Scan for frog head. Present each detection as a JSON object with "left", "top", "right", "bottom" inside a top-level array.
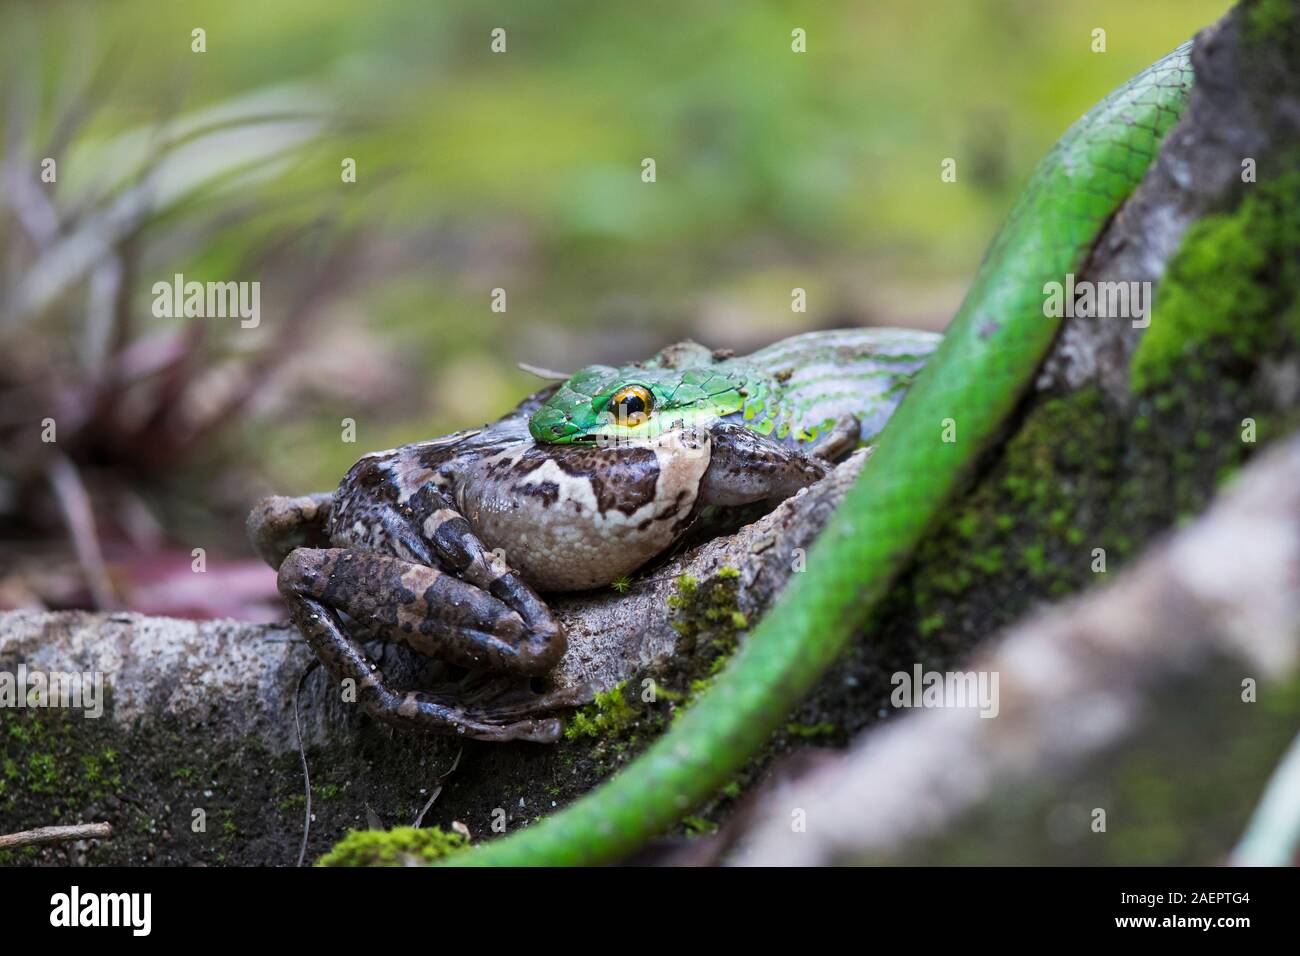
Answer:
[{"left": 528, "top": 360, "right": 749, "bottom": 445}]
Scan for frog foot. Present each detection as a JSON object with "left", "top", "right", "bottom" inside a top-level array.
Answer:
[
  {"left": 247, "top": 492, "right": 334, "bottom": 569},
  {"left": 278, "top": 547, "right": 566, "bottom": 742},
  {"left": 446, "top": 671, "right": 597, "bottom": 718}
]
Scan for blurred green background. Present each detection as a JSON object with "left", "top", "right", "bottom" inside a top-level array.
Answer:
[{"left": 0, "top": 0, "right": 1229, "bottom": 612}]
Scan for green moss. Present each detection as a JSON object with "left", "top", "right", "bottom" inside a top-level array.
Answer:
[
  {"left": 917, "top": 611, "right": 946, "bottom": 636},
  {"left": 317, "top": 826, "right": 468, "bottom": 866},
  {"left": 855, "top": 157, "right": 1300, "bottom": 766},
  {"left": 564, "top": 680, "right": 639, "bottom": 740},
  {"left": 276, "top": 793, "right": 307, "bottom": 812},
  {"left": 681, "top": 815, "right": 718, "bottom": 836},
  {"left": 1131, "top": 170, "right": 1300, "bottom": 392},
  {"left": 550, "top": 570, "right": 749, "bottom": 770},
  {"left": 664, "top": 568, "right": 751, "bottom": 710},
  {"left": 891, "top": 162, "right": 1300, "bottom": 630},
  {"left": 667, "top": 569, "right": 746, "bottom": 647},
  {"left": 881, "top": 373, "right": 1298, "bottom": 667},
  {"left": 785, "top": 722, "right": 837, "bottom": 738},
  {"left": 892, "top": 387, "right": 1122, "bottom": 629},
  {"left": 7, "top": 721, "right": 32, "bottom": 743},
  {"left": 26, "top": 753, "right": 59, "bottom": 793},
  {"left": 1244, "top": 0, "right": 1300, "bottom": 48},
  {"left": 665, "top": 573, "right": 697, "bottom": 609}
]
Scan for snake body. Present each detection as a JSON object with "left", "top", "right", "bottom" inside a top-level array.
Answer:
[{"left": 448, "top": 42, "right": 1196, "bottom": 866}]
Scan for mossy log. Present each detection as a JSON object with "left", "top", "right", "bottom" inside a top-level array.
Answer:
[
  {"left": 0, "top": 450, "right": 869, "bottom": 866},
  {"left": 717, "top": 1, "right": 1300, "bottom": 866},
  {"left": 731, "top": 433, "right": 1300, "bottom": 865}
]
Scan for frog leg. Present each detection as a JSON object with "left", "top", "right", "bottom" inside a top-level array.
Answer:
[
  {"left": 288, "top": 594, "right": 562, "bottom": 743},
  {"left": 698, "top": 422, "right": 830, "bottom": 507},
  {"left": 399, "top": 497, "right": 598, "bottom": 717},
  {"left": 247, "top": 493, "right": 334, "bottom": 569},
  {"left": 278, "top": 547, "right": 564, "bottom": 742}
]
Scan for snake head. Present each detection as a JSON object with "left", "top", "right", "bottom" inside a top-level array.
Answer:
[{"left": 528, "top": 361, "right": 749, "bottom": 445}]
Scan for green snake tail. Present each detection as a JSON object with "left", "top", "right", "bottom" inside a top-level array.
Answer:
[{"left": 446, "top": 43, "right": 1195, "bottom": 867}]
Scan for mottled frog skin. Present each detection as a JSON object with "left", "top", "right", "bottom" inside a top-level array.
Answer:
[{"left": 248, "top": 328, "right": 938, "bottom": 742}]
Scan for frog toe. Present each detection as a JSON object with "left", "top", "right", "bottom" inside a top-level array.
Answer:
[{"left": 247, "top": 493, "right": 333, "bottom": 569}]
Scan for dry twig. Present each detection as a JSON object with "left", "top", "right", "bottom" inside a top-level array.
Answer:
[{"left": 0, "top": 822, "right": 112, "bottom": 851}]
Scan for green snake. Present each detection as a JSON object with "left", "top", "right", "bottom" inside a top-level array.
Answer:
[{"left": 446, "top": 42, "right": 1196, "bottom": 866}]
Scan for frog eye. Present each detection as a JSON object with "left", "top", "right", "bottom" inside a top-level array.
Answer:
[{"left": 609, "top": 384, "right": 654, "bottom": 426}]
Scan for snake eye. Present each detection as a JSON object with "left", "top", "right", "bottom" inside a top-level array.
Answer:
[{"left": 609, "top": 384, "right": 654, "bottom": 426}]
